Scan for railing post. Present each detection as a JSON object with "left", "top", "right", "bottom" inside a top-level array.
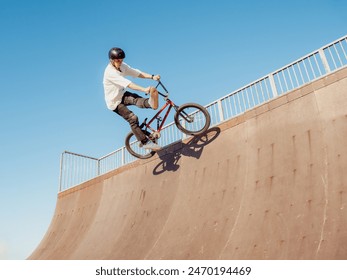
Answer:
[
  {"left": 59, "top": 152, "right": 64, "bottom": 192},
  {"left": 180, "top": 119, "right": 188, "bottom": 140},
  {"left": 268, "top": 74, "right": 278, "bottom": 97},
  {"left": 97, "top": 159, "right": 100, "bottom": 176},
  {"left": 318, "top": 48, "right": 331, "bottom": 74},
  {"left": 121, "top": 147, "right": 125, "bottom": 165},
  {"left": 217, "top": 100, "right": 224, "bottom": 122}
]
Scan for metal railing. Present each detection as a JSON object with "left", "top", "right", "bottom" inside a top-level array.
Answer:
[
  {"left": 59, "top": 34, "right": 347, "bottom": 192},
  {"left": 59, "top": 151, "right": 99, "bottom": 191}
]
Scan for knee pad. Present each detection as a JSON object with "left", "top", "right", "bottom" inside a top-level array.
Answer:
[
  {"left": 127, "top": 112, "right": 138, "bottom": 126},
  {"left": 144, "top": 99, "right": 151, "bottom": 108}
]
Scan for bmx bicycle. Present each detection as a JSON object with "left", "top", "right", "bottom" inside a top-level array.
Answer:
[{"left": 125, "top": 81, "right": 211, "bottom": 159}]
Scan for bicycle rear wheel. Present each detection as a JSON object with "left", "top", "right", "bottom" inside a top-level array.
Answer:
[
  {"left": 174, "top": 103, "right": 211, "bottom": 135},
  {"left": 125, "top": 130, "right": 156, "bottom": 159}
]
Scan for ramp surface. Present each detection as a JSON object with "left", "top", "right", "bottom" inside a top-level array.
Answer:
[{"left": 29, "top": 68, "right": 347, "bottom": 259}]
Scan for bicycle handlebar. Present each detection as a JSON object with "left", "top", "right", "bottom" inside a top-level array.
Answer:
[
  {"left": 157, "top": 80, "right": 169, "bottom": 94},
  {"left": 155, "top": 80, "right": 169, "bottom": 98}
]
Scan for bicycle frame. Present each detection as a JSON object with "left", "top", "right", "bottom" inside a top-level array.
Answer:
[
  {"left": 141, "top": 81, "right": 179, "bottom": 134},
  {"left": 125, "top": 80, "right": 211, "bottom": 159}
]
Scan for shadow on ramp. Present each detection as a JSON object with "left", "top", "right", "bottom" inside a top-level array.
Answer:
[{"left": 153, "top": 127, "right": 221, "bottom": 175}]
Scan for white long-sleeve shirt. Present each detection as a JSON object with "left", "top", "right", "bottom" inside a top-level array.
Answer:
[{"left": 103, "top": 62, "right": 141, "bottom": 110}]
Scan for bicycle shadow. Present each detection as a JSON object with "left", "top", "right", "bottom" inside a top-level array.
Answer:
[{"left": 152, "top": 127, "right": 221, "bottom": 175}]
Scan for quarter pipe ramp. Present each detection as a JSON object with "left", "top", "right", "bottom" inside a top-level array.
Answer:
[{"left": 29, "top": 67, "right": 347, "bottom": 259}]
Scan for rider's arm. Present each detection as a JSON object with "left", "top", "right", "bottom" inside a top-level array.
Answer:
[
  {"left": 138, "top": 72, "right": 161, "bottom": 81},
  {"left": 121, "top": 63, "right": 160, "bottom": 80},
  {"left": 128, "top": 82, "right": 150, "bottom": 94}
]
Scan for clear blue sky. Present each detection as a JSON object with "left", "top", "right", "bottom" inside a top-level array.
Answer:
[{"left": 0, "top": 0, "right": 345, "bottom": 259}]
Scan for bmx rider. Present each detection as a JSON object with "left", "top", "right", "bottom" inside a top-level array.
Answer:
[{"left": 103, "top": 47, "right": 162, "bottom": 151}]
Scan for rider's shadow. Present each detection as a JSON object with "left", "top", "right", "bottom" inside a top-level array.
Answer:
[{"left": 152, "top": 127, "right": 221, "bottom": 175}]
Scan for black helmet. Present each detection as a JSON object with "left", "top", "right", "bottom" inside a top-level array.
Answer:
[{"left": 108, "top": 47, "right": 125, "bottom": 60}]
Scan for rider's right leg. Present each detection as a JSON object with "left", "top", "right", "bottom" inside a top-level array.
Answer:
[
  {"left": 114, "top": 93, "right": 161, "bottom": 151},
  {"left": 114, "top": 104, "right": 147, "bottom": 143}
]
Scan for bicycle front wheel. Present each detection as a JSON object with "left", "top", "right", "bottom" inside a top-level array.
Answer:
[
  {"left": 174, "top": 103, "right": 211, "bottom": 135},
  {"left": 125, "top": 130, "right": 156, "bottom": 159}
]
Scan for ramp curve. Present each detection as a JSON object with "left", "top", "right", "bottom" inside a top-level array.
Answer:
[{"left": 29, "top": 67, "right": 347, "bottom": 259}]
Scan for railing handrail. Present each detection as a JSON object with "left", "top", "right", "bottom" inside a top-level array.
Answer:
[
  {"left": 98, "top": 146, "right": 125, "bottom": 161},
  {"left": 59, "top": 34, "right": 347, "bottom": 192},
  {"left": 62, "top": 150, "right": 99, "bottom": 161}
]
